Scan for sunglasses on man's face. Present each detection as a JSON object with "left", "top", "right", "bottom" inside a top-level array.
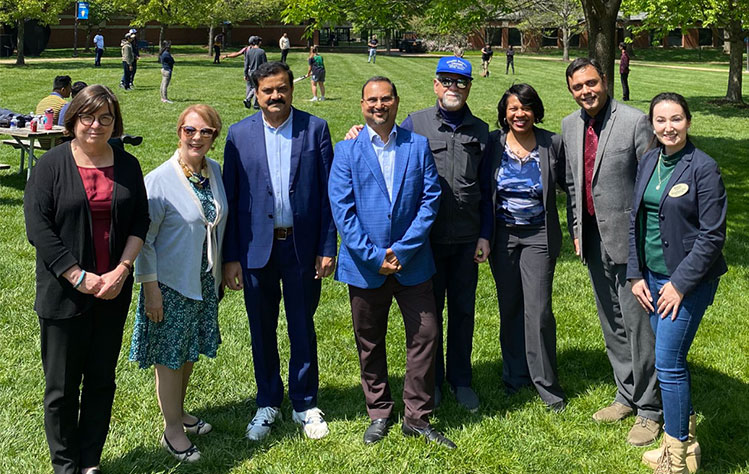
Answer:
[
  {"left": 181, "top": 125, "right": 216, "bottom": 139},
  {"left": 437, "top": 76, "right": 471, "bottom": 89}
]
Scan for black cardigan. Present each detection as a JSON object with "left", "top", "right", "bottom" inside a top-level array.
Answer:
[{"left": 24, "top": 142, "right": 150, "bottom": 319}]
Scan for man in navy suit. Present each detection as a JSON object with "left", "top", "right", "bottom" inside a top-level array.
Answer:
[
  {"left": 222, "top": 61, "right": 337, "bottom": 441},
  {"left": 329, "top": 76, "right": 455, "bottom": 448}
]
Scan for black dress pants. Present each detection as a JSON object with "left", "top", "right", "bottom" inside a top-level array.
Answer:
[
  {"left": 39, "top": 294, "right": 130, "bottom": 474},
  {"left": 431, "top": 241, "right": 478, "bottom": 389},
  {"left": 489, "top": 225, "right": 565, "bottom": 405}
]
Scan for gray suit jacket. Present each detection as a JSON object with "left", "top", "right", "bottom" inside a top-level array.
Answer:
[{"left": 563, "top": 98, "right": 651, "bottom": 264}]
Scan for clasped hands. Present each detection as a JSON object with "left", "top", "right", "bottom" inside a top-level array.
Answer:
[
  {"left": 67, "top": 265, "right": 128, "bottom": 300},
  {"left": 379, "top": 248, "right": 402, "bottom": 275}
]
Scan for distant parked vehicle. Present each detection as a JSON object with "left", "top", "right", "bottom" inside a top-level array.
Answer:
[{"left": 399, "top": 38, "right": 425, "bottom": 53}]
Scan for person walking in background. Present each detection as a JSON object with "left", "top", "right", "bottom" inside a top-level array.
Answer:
[
  {"left": 562, "top": 57, "right": 661, "bottom": 446},
  {"left": 506, "top": 45, "right": 515, "bottom": 74},
  {"left": 24, "top": 84, "right": 149, "bottom": 474},
  {"left": 367, "top": 35, "right": 378, "bottom": 63},
  {"left": 306, "top": 46, "right": 326, "bottom": 102},
  {"left": 130, "top": 104, "right": 227, "bottom": 464},
  {"left": 93, "top": 30, "right": 104, "bottom": 67},
  {"left": 279, "top": 32, "right": 291, "bottom": 63},
  {"left": 619, "top": 42, "right": 631, "bottom": 101},
  {"left": 329, "top": 76, "right": 454, "bottom": 449},
  {"left": 120, "top": 33, "right": 134, "bottom": 91},
  {"left": 482, "top": 84, "right": 567, "bottom": 412},
  {"left": 222, "top": 61, "right": 337, "bottom": 442},
  {"left": 481, "top": 43, "right": 493, "bottom": 77},
  {"left": 159, "top": 41, "right": 175, "bottom": 104},
  {"left": 213, "top": 33, "right": 223, "bottom": 64},
  {"left": 242, "top": 36, "right": 267, "bottom": 109},
  {"left": 629, "top": 93, "right": 726, "bottom": 474},
  {"left": 128, "top": 29, "right": 140, "bottom": 88}
]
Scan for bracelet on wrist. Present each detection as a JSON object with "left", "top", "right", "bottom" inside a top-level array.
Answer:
[
  {"left": 73, "top": 270, "right": 86, "bottom": 289},
  {"left": 119, "top": 260, "right": 133, "bottom": 274}
]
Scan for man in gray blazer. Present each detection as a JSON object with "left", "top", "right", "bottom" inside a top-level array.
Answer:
[{"left": 562, "top": 58, "right": 661, "bottom": 446}]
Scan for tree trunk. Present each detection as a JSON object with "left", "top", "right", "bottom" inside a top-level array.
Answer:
[
  {"left": 562, "top": 26, "right": 570, "bottom": 61},
  {"left": 15, "top": 19, "right": 25, "bottom": 65},
  {"left": 84, "top": 25, "right": 92, "bottom": 53},
  {"left": 208, "top": 25, "right": 214, "bottom": 55},
  {"left": 580, "top": 0, "right": 621, "bottom": 96},
  {"left": 725, "top": 19, "right": 744, "bottom": 103},
  {"left": 159, "top": 24, "right": 167, "bottom": 50}
]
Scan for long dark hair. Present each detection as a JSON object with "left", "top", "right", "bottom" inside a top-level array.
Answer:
[
  {"left": 158, "top": 40, "right": 171, "bottom": 62},
  {"left": 647, "top": 92, "right": 692, "bottom": 150}
]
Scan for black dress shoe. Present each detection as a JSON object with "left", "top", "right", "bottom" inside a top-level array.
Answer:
[
  {"left": 401, "top": 422, "right": 456, "bottom": 449},
  {"left": 363, "top": 417, "right": 392, "bottom": 444}
]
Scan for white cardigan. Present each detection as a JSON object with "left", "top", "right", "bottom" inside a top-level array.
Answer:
[{"left": 135, "top": 151, "right": 228, "bottom": 300}]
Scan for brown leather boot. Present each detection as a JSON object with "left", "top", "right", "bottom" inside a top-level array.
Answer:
[
  {"left": 642, "top": 414, "right": 700, "bottom": 472},
  {"left": 654, "top": 433, "right": 690, "bottom": 474}
]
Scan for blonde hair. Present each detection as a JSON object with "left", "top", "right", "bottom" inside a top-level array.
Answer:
[{"left": 176, "top": 104, "right": 223, "bottom": 140}]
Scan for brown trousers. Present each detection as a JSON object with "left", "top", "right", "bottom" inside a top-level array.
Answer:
[{"left": 349, "top": 277, "right": 438, "bottom": 428}]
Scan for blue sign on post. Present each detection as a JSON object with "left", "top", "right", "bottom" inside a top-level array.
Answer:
[{"left": 77, "top": 2, "right": 89, "bottom": 20}]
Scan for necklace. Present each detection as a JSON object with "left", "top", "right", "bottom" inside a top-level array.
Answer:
[
  {"left": 655, "top": 154, "right": 668, "bottom": 190},
  {"left": 178, "top": 155, "right": 209, "bottom": 188}
]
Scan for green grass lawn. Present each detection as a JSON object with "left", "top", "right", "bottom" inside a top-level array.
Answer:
[{"left": 1, "top": 50, "right": 747, "bottom": 473}]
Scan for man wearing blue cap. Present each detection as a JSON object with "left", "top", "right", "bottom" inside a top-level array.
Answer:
[
  {"left": 344, "top": 57, "right": 490, "bottom": 412},
  {"left": 399, "top": 56, "right": 490, "bottom": 412}
]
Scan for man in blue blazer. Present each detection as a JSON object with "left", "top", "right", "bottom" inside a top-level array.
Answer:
[
  {"left": 329, "top": 76, "right": 454, "bottom": 448},
  {"left": 222, "top": 62, "right": 337, "bottom": 441}
]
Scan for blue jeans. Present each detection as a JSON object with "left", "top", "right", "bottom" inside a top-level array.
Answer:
[
  {"left": 368, "top": 48, "right": 376, "bottom": 63},
  {"left": 645, "top": 269, "right": 718, "bottom": 440}
]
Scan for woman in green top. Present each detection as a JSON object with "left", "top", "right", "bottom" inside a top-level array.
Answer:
[
  {"left": 626, "top": 93, "right": 727, "bottom": 474},
  {"left": 306, "top": 45, "right": 326, "bottom": 102}
]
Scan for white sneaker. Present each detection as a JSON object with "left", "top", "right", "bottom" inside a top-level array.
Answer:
[
  {"left": 319, "top": 97, "right": 325, "bottom": 101},
  {"left": 292, "top": 407, "right": 329, "bottom": 439},
  {"left": 309, "top": 97, "right": 318, "bottom": 102},
  {"left": 246, "top": 406, "right": 281, "bottom": 441}
]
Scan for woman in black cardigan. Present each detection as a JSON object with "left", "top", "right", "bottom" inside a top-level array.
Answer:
[{"left": 24, "top": 85, "right": 149, "bottom": 474}]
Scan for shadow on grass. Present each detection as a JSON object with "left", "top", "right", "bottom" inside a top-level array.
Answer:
[{"left": 0, "top": 170, "right": 27, "bottom": 192}]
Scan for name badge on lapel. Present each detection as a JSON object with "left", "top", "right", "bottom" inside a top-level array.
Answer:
[{"left": 668, "top": 183, "right": 689, "bottom": 198}]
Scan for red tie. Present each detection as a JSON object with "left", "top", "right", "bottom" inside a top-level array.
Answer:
[{"left": 583, "top": 118, "right": 597, "bottom": 216}]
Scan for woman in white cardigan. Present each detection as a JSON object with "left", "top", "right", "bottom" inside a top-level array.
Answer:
[{"left": 130, "top": 104, "right": 227, "bottom": 463}]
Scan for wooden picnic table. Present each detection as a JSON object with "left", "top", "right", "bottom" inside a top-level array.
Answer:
[{"left": 0, "top": 125, "right": 66, "bottom": 179}]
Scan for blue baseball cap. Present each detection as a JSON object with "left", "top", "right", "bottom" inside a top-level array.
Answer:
[{"left": 436, "top": 56, "right": 473, "bottom": 79}]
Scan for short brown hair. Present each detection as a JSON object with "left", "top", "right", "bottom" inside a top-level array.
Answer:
[
  {"left": 176, "top": 104, "right": 223, "bottom": 140},
  {"left": 63, "top": 84, "right": 124, "bottom": 138}
]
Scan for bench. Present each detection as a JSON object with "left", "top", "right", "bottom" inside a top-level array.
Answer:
[{"left": 2, "top": 138, "right": 50, "bottom": 175}]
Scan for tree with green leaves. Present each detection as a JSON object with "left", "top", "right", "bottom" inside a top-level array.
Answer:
[
  {"left": 513, "top": 0, "right": 584, "bottom": 60},
  {"left": 622, "top": 0, "right": 747, "bottom": 104},
  {"left": 0, "top": 0, "right": 69, "bottom": 64}
]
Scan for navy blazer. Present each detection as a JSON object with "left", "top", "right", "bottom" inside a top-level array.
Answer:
[
  {"left": 627, "top": 141, "right": 727, "bottom": 295},
  {"left": 222, "top": 108, "right": 337, "bottom": 269},
  {"left": 329, "top": 126, "right": 441, "bottom": 289}
]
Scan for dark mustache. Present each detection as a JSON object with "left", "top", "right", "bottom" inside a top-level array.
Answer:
[{"left": 268, "top": 98, "right": 286, "bottom": 105}]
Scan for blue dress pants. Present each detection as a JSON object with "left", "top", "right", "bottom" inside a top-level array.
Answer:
[{"left": 241, "top": 237, "right": 321, "bottom": 412}]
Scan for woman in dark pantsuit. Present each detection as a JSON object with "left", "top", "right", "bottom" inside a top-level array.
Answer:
[
  {"left": 24, "top": 84, "right": 149, "bottom": 474},
  {"left": 478, "top": 83, "right": 566, "bottom": 411}
]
